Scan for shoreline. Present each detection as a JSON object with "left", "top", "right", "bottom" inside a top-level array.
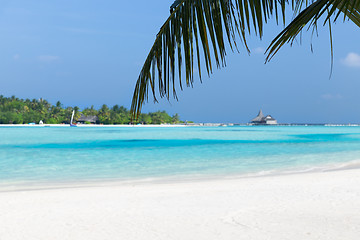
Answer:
[
  {"left": 2, "top": 158, "right": 360, "bottom": 192},
  {"left": 1, "top": 168, "right": 359, "bottom": 239}
]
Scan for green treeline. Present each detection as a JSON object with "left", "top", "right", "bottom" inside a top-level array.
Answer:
[{"left": 0, "top": 95, "right": 182, "bottom": 124}]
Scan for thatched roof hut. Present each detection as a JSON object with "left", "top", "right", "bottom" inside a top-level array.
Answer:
[
  {"left": 251, "top": 110, "right": 265, "bottom": 123},
  {"left": 77, "top": 115, "right": 99, "bottom": 124},
  {"left": 250, "top": 110, "right": 277, "bottom": 125}
]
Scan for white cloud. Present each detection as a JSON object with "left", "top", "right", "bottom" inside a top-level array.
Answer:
[
  {"left": 38, "top": 55, "right": 60, "bottom": 62},
  {"left": 341, "top": 52, "right": 360, "bottom": 68},
  {"left": 321, "top": 93, "right": 342, "bottom": 100},
  {"left": 253, "top": 47, "right": 265, "bottom": 54},
  {"left": 13, "top": 54, "right": 20, "bottom": 60}
]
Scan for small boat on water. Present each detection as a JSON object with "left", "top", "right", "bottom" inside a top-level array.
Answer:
[{"left": 70, "top": 110, "right": 77, "bottom": 127}]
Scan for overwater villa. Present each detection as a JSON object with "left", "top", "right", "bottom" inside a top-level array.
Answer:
[{"left": 250, "top": 110, "right": 277, "bottom": 125}]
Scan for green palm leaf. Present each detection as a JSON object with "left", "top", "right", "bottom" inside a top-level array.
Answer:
[
  {"left": 131, "top": 0, "right": 360, "bottom": 118},
  {"left": 131, "top": 0, "right": 286, "bottom": 118},
  {"left": 266, "top": 0, "right": 360, "bottom": 62}
]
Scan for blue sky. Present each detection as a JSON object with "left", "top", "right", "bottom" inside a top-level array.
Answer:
[{"left": 1, "top": 0, "right": 360, "bottom": 123}]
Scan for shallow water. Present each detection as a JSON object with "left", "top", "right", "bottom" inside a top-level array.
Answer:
[{"left": 1, "top": 125, "right": 360, "bottom": 186}]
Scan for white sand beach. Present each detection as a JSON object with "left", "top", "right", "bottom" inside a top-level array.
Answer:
[{"left": 1, "top": 169, "right": 360, "bottom": 240}]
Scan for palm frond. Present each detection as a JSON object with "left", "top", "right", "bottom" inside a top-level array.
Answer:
[
  {"left": 131, "top": 0, "right": 360, "bottom": 118},
  {"left": 131, "top": 0, "right": 287, "bottom": 118},
  {"left": 266, "top": 0, "right": 360, "bottom": 62}
]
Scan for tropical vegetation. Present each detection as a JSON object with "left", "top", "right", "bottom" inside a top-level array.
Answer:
[
  {"left": 131, "top": 0, "right": 360, "bottom": 117},
  {"left": 0, "top": 95, "right": 182, "bottom": 124}
]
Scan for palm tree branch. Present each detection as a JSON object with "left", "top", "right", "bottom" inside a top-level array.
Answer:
[
  {"left": 131, "top": 0, "right": 360, "bottom": 119},
  {"left": 266, "top": 0, "right": 360, "bottom": 62},
  {"left": 132, "top": 0, "right": 281, "bottom": 118}
]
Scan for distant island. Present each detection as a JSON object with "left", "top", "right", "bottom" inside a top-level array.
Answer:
[{"left": 0, "top": 95, "right": 184, "bottom": 125}]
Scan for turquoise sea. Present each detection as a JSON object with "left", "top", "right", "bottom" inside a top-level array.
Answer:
[{"left": 1, "top": 126, "right": 360, "bottom": 188}]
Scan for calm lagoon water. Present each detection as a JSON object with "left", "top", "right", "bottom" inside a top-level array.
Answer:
[{"left": 1, "top": 125, "right": 360, "bottom": 186}]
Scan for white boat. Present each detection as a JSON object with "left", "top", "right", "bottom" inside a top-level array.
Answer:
[{"left": 70, "top": 110, "right": 77, "bottom": 127}]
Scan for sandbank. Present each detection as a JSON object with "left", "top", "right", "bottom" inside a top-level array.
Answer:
[{"left": 1, "top": 169, "right": 360, "bottom": 240}]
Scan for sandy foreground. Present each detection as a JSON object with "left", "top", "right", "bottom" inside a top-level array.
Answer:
[{"left": 1, "top": 169, "right": 360, "bottom": 240}]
